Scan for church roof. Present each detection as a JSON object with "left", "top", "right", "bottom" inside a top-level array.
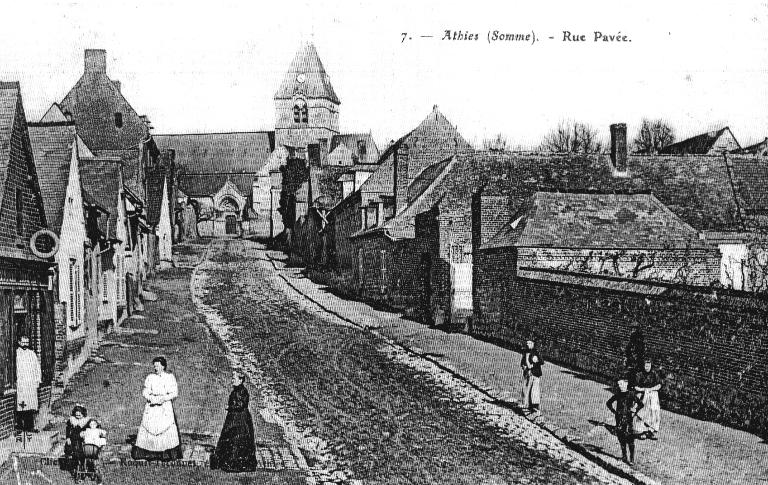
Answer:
[
  {"left": 274, "top": 43, "right": 340, "bottom": 104},
  {"left": 154, "top": 132, "right": 275, "bottom": 174}
]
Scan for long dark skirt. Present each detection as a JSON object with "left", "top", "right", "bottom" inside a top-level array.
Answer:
[
  {"left": 131, "top": 444, "right": 183, "bottom": 462},
  {"left": 210, "top": 408, "right": 258, "bottom": 472}
]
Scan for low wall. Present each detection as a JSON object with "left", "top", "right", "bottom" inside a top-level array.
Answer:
[{"left": 474, "top": 248, "right": 768, "bottom": 437}]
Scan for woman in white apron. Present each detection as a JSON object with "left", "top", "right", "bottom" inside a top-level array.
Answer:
[{"left": 131, "top": 356, "right": 182, "bottom": 461}]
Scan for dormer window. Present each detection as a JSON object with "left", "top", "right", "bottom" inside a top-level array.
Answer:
[
  {"left": 293, "top": 99, "right": 308, "bottom": 124},
  {"left": 114, "top": 112, "right": 123, "bottom": 128}
]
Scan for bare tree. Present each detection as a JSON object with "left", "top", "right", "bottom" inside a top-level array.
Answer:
[
  {"left": 482, "top": 133, "right": 508, "bottom": 152},
  {"left": 541, "top": 121, "right": 602, "bottom": 153},
  {"left": 633, "top": 118, "right": 675, "bottom": 154}
]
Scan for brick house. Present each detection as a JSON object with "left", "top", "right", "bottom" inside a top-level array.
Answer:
[
  {"left": 0, "top": 82, "right": 56, "bottom": 441},
  {"left": 326, "top": 106, "right": 473, "bottom": 297},
  {"left": 28, "top": 122, "right": 111, "bottom": 391}
]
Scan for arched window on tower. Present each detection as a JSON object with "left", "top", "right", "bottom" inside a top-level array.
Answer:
[{"left": 293, "top": 99, "right": 308, "bottom": 124}]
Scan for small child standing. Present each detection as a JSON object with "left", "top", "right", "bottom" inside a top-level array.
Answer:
[
  {"left": 81, "top": 419, "right": 107, "bottom": 448},
  {"left": 606, "top": 379, "right": 643, "bottom": 465}
]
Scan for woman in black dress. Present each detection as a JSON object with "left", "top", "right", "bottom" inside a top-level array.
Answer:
[
  {"left": 210, "top": 371, "right": 258, "bottom": 472},
  {"left": 63, "top": 405, "right": 89, "bottom": 480}
]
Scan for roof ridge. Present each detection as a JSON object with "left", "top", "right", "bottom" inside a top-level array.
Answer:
[{"left": 155, "top": 130, "right": 275, "bottom": 136}]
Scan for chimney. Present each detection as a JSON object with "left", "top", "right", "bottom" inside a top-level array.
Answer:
[
  {"left": 84, "top": 49, "right": 107, "bottom": 74},
  {"left": 610, "top": 123, "right": 628, "bottom": 174},
  {"left": 113, "top": 80, "right": 121, "bottom": 93},
  {"left": 394, "top": 142, "right": 410, "bottom": 214}
]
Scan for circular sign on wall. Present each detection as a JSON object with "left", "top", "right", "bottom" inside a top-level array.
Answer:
[{"left": 30, "top": 229, "right": 59, "bottom": 259}]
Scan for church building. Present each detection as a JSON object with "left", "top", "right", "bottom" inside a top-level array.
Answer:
[{"left": 155, "top": 42, "right": 379, "bottom": 239}]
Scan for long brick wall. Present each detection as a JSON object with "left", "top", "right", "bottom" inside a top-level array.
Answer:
[{"left": 474, "top": 247, "right": 768, "bottom": 437}]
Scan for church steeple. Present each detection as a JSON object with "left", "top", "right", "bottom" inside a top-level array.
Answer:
[
  {"left": 275, "top": 42, "right": 340, "bottom": 104},
  {"left": 274, "top": 42, "right": 340, "bottom": 149}
]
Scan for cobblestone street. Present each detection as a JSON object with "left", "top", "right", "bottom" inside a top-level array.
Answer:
[{"left": 196, "top": 239, "right": 628, "bottom": 485}]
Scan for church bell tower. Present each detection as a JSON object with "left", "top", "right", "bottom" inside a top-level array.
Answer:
[{"left": 274, "top": 43, "right": 340, "bottom": 149}]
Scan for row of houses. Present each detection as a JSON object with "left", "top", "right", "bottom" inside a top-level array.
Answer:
[{"left": 0, "top": 50, "right": 175, "bottom": 442}]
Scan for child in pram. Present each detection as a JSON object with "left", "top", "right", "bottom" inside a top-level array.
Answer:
[{"left": 76, "top": 419, "right": 106, "bottom": 483}]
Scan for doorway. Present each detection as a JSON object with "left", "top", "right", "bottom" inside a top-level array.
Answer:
[{"left": 225, "top": 215, "right": 238, "bottom": 235}]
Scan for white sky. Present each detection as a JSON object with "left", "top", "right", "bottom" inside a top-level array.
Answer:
[{"left": 3, "top": 0, "right": 767, "bottom": 150}]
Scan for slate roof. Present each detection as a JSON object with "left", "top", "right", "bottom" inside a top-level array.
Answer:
[
  {"left": 177, "top": 173, "right": 253, "bottom": 198},
  {"left": 732, "top": 137, "right": 768, "bottom": 156},
  {"left": 0, "top": 82, "right": 50, "bottom": 260},
  {"left": 659, "top": 127, "right": 740, "bottom": 155},
  {"left": 483, "top": 192, "right": 706, "bottom": 250},
  {"left": 0, "top": 82, "right": 20, "bottom": 198},
  {"left": 27, "top": 122, "right": 78, "bottom": 233},
  {"left": 728, "top": 158, "right": 768, "bottom": 219},
  {"left": 93, "top": 148, "right": 143, "bottom": 204},
  {"left": 274, "top": 43, "right": 340, "bottom": 104},
  {"left": 330, "top": 133, "right": 379, "bottom": 164},
  {"left": 79, "top": 158, "right": 121, "bottom": 239},
  {"left": 154, "top": 132, "right": 275, "bottom": 174},
  {"left": 145, "top": 170, "right": 166, "bottom": 227}
]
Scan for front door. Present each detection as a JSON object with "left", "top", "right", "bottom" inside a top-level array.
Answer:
[{"left": 225, "top": 215, "right": 238, "bottom": 235}]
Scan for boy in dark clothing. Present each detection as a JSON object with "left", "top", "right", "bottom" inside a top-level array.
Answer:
[{"left": 606, "top": 379, "right": 644, "bottom": 465}]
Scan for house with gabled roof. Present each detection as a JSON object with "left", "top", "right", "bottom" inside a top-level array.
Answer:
[
  {"left": 28, "top": 121, "right": 110, "bottom": 388},
  {"left": 732, "top": 137, "right": 768, "bottom": 157},
  {"left": 322, "top": 105, "right": 473, "bottom": 306},
  {"left": 659, "top": 126, "right": 740, "bottom": 155},
  {"left": 145, "top": 149, "right": 175, "bottom": 270},
  {"left": 0, "top": 82, "right": 57, "bottom": 442},
  {"left": 50, "top": 49, "right": 159, "bottom": 313}
]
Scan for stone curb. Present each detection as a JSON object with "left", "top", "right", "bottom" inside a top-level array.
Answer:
[{"left": 266, "top": 253, "right": 659, "bottom": 485}]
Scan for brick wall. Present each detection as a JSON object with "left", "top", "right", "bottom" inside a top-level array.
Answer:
[
  {"left": 0, "top": 393, "right": 14, "bottom": 439},
  {"left": 474, "top": 246, "right": 768, "bottom": 437}
]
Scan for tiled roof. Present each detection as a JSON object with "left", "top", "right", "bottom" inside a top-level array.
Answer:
[
  {"left": 27, "top": 122, "right": 78, "bottom": 233},
  {"left": 0, "top": 83, "right": 20, "bottom": 201},
  {"left": 659, "top": 127, "right": 740, "bottom": 155},
  {"left": 376, "top": 157, "right": 457, "bottom": 239},
  {"left": 59, "top": 68, "right": 148, "bottom": 151},
  {"left": 483, "top": 192, "right": 706, "bottom": 250},
  {"left": 330, "top": 133, "right": 380, "bottom": 164},
  {"left": 79, "top": 158, "right": 121, "bottom": 239},
  {"left": 358, "top": 106, "right": 472, "bottom": 199},
  {"left": 154, "top": 132, "right": 275, "bottom": 175},
  {"left": 274, "top": 43, "right": 340, "bottom": 104}
]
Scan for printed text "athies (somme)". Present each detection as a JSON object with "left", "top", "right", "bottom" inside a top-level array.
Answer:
[{"left": 400, "top": 30, "right": 632, "bottom": 45}]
